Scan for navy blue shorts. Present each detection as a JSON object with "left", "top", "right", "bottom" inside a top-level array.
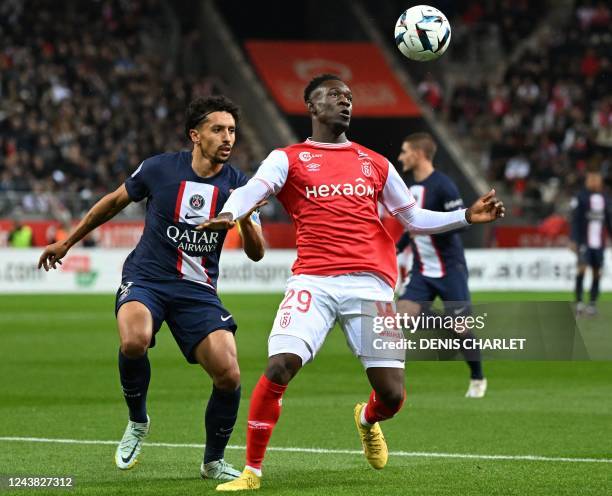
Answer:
[
  {"left": 115, "top": 279, "right": 237, "bottom": 364},
  {"left": 399, "top": 264, "right": 471, "bottom": 314},
  {"left": 578, "top": 246, "right": 604, "bottom": 270}
]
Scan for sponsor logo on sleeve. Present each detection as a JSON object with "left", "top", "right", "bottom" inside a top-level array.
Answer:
[{"left": 444, "top": 199, "right": 464, "bottom": 210}]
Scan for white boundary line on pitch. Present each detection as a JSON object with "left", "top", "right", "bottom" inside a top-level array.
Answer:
[{"left": 0, "top": 437, "right": 610, "bottom": 464}]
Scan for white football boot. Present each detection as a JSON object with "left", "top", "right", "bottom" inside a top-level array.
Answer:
[
  {"left": 115, "top": 415, "right": 150, "bottom": 469},
  {"left": 200, "top": 459, "right": 241, "bottom": 481},
  {"left": 585, "top": 303, "right": 598, "bottom": 317},
  {"left": 465, "top": 378, "right": 487, "bottom": 398}
]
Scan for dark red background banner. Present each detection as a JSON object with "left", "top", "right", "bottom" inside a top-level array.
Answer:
[{"left": 245, "top": 41, "right": 421, "bottom": 117}]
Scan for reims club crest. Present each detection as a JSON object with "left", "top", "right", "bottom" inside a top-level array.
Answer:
[
  {"left": 361, "top": 161, "right": 372, "bottom": 177},
  {"left": 280, "top": 312, "right": 291, "bottom": 328}
]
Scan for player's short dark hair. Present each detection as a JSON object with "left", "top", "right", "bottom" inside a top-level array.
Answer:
[
  {"left": 303, "top": 74, "right": 343, "bottom": 103},
  {"left": 185, "top": 95, "right": 240, "bottom": 139},
  {"left": 404, "top": 132, "right": 437, "bottom": 161}
]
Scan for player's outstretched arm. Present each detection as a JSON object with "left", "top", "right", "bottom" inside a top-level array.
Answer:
[
  {"left": 195, "top": 189, "right": 268, "bottom": 232},
  {"left": 398, "top": 189, "right": 504, "bottom": 234},
  {"left": 38, "top": 184, "right": 132, "bottom": 271},
  {"left": 237, "top": 207, "right": 266, "bottom": 261},
  {"left": 198, "top": 149, "right": 288, "bottom": 232},
  {"left": 197, "top": 176, "right": 273, "bottom": 232},
  {"left": 382, "top": 162, "right": 504, "bottom": 234}
]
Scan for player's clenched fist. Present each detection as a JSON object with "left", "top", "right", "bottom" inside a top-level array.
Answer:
[{"left": 465, "top": 189, "right": 505, "bottom": 224}]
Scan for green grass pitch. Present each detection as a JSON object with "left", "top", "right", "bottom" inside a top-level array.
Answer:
[{"left": 0, "top": 292, "right": 610, "bottom": 495}]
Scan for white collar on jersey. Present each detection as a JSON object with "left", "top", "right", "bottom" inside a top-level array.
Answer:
[{"left": 305, "top": 138, "right": 353, "bottom": 149}]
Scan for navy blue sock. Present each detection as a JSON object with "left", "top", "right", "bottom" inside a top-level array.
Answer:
[
  {"left": 118, "top": 350, "right": 150, "bottom": 423},
  {"left": 590, "top": 276, "right": 600, "bottom": 303},
  {"left": 426, "top": 308, "right": 485, "bottom": 380},
  {"left": 458, "top": 332, "right": 484, "bottom": 380},
  {"left": 204, "top": 385, "right": 241, "bottom": 464},
  {"left": 575, "top": 273, "right": 584, "bottom": 302},
  {"left": 466, "top": 360, "right": 484, "bottom": 380}
]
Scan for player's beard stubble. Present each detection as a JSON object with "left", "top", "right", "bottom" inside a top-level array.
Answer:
[{"left": 199, "top": 142, "right": 232, "bottom": 165}]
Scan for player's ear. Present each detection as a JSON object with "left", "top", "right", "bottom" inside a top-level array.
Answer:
[
  {"left": 189, "top": 128, "right": 200, "bottom": 144},
  {"left": 307, "top": 100, "right": 316, "bottom": 116}
]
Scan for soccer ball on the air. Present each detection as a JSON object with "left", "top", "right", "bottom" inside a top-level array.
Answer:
[{"left": 394, "top": 5, "right": 451, "bottom": 61}]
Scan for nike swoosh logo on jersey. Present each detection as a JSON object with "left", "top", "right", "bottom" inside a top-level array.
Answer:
[
  {"left": 185, "top": 213, "right": 203, "bottom": 219},
  {"left": 121, "top": 445, "right": 138, "bottom": 463},
  {"left": 221, "top": 314, "right": 232, "bottom": 321}
]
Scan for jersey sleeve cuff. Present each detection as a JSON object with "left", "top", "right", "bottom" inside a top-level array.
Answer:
[{"left": 219, "top": 207, "right": 238, "bottom": 220}]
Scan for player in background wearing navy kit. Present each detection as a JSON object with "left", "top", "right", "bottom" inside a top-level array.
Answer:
[
  {"left": 395, "top": 133, "right": 487, "bottom": 398},
  {"left": 570, "top": 168, "right": 612, "bottom": 316},
  {"left": 38, "top": 96, "right": 265, "bottom": 480}
]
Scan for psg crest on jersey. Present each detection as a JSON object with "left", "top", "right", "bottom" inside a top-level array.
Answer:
[
  {"left": 361, "top": 161, "right": 372, "bottom": 177},
  {"left": 189, "top": 194, "right": 205, "bottom": 210}
]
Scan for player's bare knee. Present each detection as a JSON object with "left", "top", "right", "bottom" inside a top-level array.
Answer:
[
  {"left": 120, "top": 328, "right": 150, "bottom": 357},
  {"left": 377, "top": 386, "right": 406, "bottom": 412},
  {"left": 213, "top": 364, "right": 241, "bottom": 391},
  {"left": 117, "top": 304, "right": 152, "bottom": 357},
  {"left": 120, "top": 337, "right": 149, "bottom": 358},
  {"left": 265, "top": 354, "right": 301, "bottom": 385}
]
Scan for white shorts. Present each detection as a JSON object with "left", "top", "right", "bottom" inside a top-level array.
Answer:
[{"left": 268, "top": 273, "right": 405, "bottom": 369}]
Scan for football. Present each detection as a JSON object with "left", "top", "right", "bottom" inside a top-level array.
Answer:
[{"left": 394, "top": 5, "right": 451, "bottom": 61}]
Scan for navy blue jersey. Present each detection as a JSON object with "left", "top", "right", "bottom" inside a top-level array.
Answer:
[
  {"left": 399, "top": 170, "right": 466, "bottom": 278},
  {"left": 570, "top": 189, "right": 612, "bottom": 249},
  {"left": 122, "top": 151, "right": 248, "bottom": 291}
]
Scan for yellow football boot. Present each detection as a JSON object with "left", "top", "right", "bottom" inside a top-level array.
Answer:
[
  {"left": 216, "top": 468, "right": 261, "bottom": 491},
  {"left": 354, "top": 402, "right": 388, "bottom": 469}
]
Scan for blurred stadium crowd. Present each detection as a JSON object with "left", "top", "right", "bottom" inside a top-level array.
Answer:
[
  {"left": 0, "top": 0, "right": 610, "bottom": 225},
  {"left": 0, "top": 0, "right": 255, "bottom": 219},
  {"left": 443, "top": 0, "right": 611, "bottom": 217}
]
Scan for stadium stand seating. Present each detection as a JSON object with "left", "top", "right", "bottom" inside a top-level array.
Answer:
[{"left": 0, "top": 0, "right": 258, "bottom": 217}]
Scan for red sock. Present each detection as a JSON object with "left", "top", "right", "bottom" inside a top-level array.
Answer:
[
  {"left": 245, "top": 375, "right": 287, "bottom": 470},
  {"left": 364, "top": 389, "right": 405, "bottom": 424}
]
